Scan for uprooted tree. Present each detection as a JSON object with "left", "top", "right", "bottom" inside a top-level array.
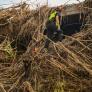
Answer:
[{"left": 0, "top": 0, "right": 92, "bottom": 92}]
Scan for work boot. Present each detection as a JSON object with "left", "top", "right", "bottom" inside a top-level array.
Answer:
[{"left": 57, "top": 30, "right": 63, "bottom": 42}]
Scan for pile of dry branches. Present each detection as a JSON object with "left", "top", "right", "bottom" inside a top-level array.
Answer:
[{"left": 0, "top": 1, "right": 92, "bottom": 92}]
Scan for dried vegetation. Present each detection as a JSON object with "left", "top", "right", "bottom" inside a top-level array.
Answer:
[{"left": 0, "top": 0, "right": 92, "bottom": 92}]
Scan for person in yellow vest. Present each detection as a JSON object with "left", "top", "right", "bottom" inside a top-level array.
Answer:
[{"left": 44, "top": 6, "right": 63, "bottom": 49}]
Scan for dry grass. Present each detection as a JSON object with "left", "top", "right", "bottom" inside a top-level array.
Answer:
[{"left": 0, "top": 1, "right": 92, "bottom": 92}]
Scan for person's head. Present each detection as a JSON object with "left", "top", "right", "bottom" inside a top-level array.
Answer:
[{"left": 56, "top": 6, "right": 63, "bottom": 12}]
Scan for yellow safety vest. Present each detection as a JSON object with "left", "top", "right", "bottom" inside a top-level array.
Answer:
[
  {"left": 48, "top": 11, "right": 57, "bottom": 21},
  {"left": 48, "top": 11, "right": 61, "bottom": 30}
]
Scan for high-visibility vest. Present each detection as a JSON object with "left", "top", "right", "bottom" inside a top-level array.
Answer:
[
  {"left": 48, "top": 11, "right": 57, "bottom": 22},
  {"left": 48, "top": 11, "right": 61, "bottom": 29}
]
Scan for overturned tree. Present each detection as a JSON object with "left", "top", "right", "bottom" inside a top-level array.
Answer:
[{"left": 0, "top": 0, "right": 92, "bottom": 92}]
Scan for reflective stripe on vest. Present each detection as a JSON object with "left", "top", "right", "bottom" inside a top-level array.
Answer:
[{"left": 48, "top": 11, "right": 57, "bottom": 21}]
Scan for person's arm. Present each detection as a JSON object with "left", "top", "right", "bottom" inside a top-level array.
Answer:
[{"left": 56, "top": 15, "right": 60, "bottom": 30}]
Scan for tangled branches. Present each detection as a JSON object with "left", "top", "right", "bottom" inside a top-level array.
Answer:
[{"left": 0, "top": 1, "right": 92, "bottom": 92}]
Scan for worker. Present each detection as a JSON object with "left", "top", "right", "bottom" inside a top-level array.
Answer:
[{"left": 44, "top": 6, "right": 63, "bottom": 49}]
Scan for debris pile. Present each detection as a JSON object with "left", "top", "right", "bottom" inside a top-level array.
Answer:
[{"left": 0, "top": 1, "right": 92, "bottom": 92}]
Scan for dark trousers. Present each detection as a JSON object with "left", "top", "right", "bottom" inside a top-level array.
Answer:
[
  {"left": 44, "top": 22, "right": 63, "bottom": 48},
  {"left": 44, "top": 22, "right": 57, "bottom": 48}
]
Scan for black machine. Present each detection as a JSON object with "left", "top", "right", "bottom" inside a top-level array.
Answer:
[{"left": 61, "top": 13, "right": 84, "bottom": 36}]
